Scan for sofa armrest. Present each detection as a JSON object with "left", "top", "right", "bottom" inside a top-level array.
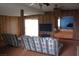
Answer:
[{"left": 0, "top": 40, "right": 6, "bottom": 48}]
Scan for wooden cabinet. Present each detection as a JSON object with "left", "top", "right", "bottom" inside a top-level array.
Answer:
[{"left": 54, "top": 31, "right": 73, "bottom": 40}]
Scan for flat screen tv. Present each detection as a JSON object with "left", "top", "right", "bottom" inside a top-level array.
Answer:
[{"left": 39, "top": 24, "right": 52, "bottom": 32}]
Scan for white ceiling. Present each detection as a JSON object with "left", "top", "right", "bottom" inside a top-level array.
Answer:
[
  {"left": 0, "top": 3, "right": 79, "bottom": 16},
  {"left": 0, "top": 3, "right": 44, "bottom": 16},
  {"left": 26, "top": 3, "right": 79, "bottom": 11}
]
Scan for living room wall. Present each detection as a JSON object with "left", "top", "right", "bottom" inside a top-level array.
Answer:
[
  {"left": 0, "top": 12, "right": 56, "bottom": 37},
  {"left": 24, "top": 12, "right": 56, "bottom": 37},
  {"left": 0, "top": 9, "right": 79, "bottom": 37},
  {"left": 0, "top": 15, "right": 20, "bottom": 36},
  {"left": 54, "top": 8, "right": 79, "bottom": 40}
]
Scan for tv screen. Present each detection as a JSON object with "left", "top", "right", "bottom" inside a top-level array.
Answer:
[{"left": 39, "top": 24, "right": 52, "bottom": 32}]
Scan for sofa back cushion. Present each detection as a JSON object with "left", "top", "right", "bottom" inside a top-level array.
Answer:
[
  {"left": 1, "top": 33, "right": 19, "bottom": 47},
  {"left": 32, "top": 37, "right": 41, "bottom": 52}
]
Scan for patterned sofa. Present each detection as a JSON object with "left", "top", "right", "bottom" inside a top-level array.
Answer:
[
  {"left": 0, "top": 33, "right": 63, "bottom": 56},
  {"left": 1, "top": 33, "right": 19, "bottom": 47},
  {"left": 20, "top": 35, "right": 63, "bottom": 56}
]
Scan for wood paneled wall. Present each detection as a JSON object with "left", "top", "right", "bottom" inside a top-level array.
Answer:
[
  {"left": 54, "top": 8, "right": 79, "bottom": 17},
  {"left": 24, "top": 12, "right": 56, "bottom": 37},
  {"left": 53, "top": 9, "right": 79, "bottom": 29},
  {"left": 1, "top": 9, "right": 79, "bottom": 38},
  {"left": 25, "top": 13, "right": 56, "bottom": 28},
  {"left": 0, "top": 15, "right": 20, "bottom": 36},
  {"left": 24, "top": 10, "right": 79, "bottom": 39},
  {"left": 0, "top": 13, "right": 56, "bottom": 37},
  {"left": 54, "top": 8, "right": 79, "bottom": 40}
]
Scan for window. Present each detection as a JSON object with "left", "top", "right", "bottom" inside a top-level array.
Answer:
[
  {"left": 58, "top": 17, "right": 60, "bottom": 29},
  {"left": 25, "top": 19, "right": 38, "bottom": 36},
  {"left": 60, "top": 16, "right": 75, "bottom": 29}
]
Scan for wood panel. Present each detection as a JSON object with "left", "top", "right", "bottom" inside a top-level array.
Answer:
[
  {"left": 25, "top": 13, "right": 54, "bottom": 24},
  {"left": 0, "top": 15, "right": 19, "bottom": 37}
]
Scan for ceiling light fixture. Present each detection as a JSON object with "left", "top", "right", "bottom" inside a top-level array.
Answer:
[{"left": 39, "top": 3, "right": 50, "bottom": 9}]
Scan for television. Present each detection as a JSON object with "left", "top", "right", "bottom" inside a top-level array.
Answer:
[{"left": 39, "top": 24, "right": 52, "bottom": 32}]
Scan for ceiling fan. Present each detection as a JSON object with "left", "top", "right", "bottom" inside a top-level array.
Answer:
[
  {"left": 29, "top": 3, "right": 50, "bottom": 9},
  {"left": 29, "top": 3, "right": 50, "bottom": 6},
  {"left": 28, "top": 3, "right": 64, "bottom": 12}
]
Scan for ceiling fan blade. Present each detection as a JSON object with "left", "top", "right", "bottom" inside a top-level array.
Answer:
[
  {"left": 43, "top": 3, "right": 50, "bottom": 6},
  {"left": 29, "top": 3, "right": 35, "bottom": 6}
]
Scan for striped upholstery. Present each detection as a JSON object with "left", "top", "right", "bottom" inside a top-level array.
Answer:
[
  {"left": 22, "top": 36, "right": 31, "bottom": 50},
  {"left": 22, "top": 36, "right": 63, "bottom": 56},
  {"left": 40, "top": 37, "right": 48, "bottom": 54},
  {"left": 1, "top": 33, "right": 9, "bottom": 45},
  {"left": 1, "top": 33, "right": 19, "bottom": 47},
  {"left": 45, "top": 37, "right": 56, "bottom": 55},
  {"left": 33, "top": 37, "right": 41, "bottom": 52}
]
